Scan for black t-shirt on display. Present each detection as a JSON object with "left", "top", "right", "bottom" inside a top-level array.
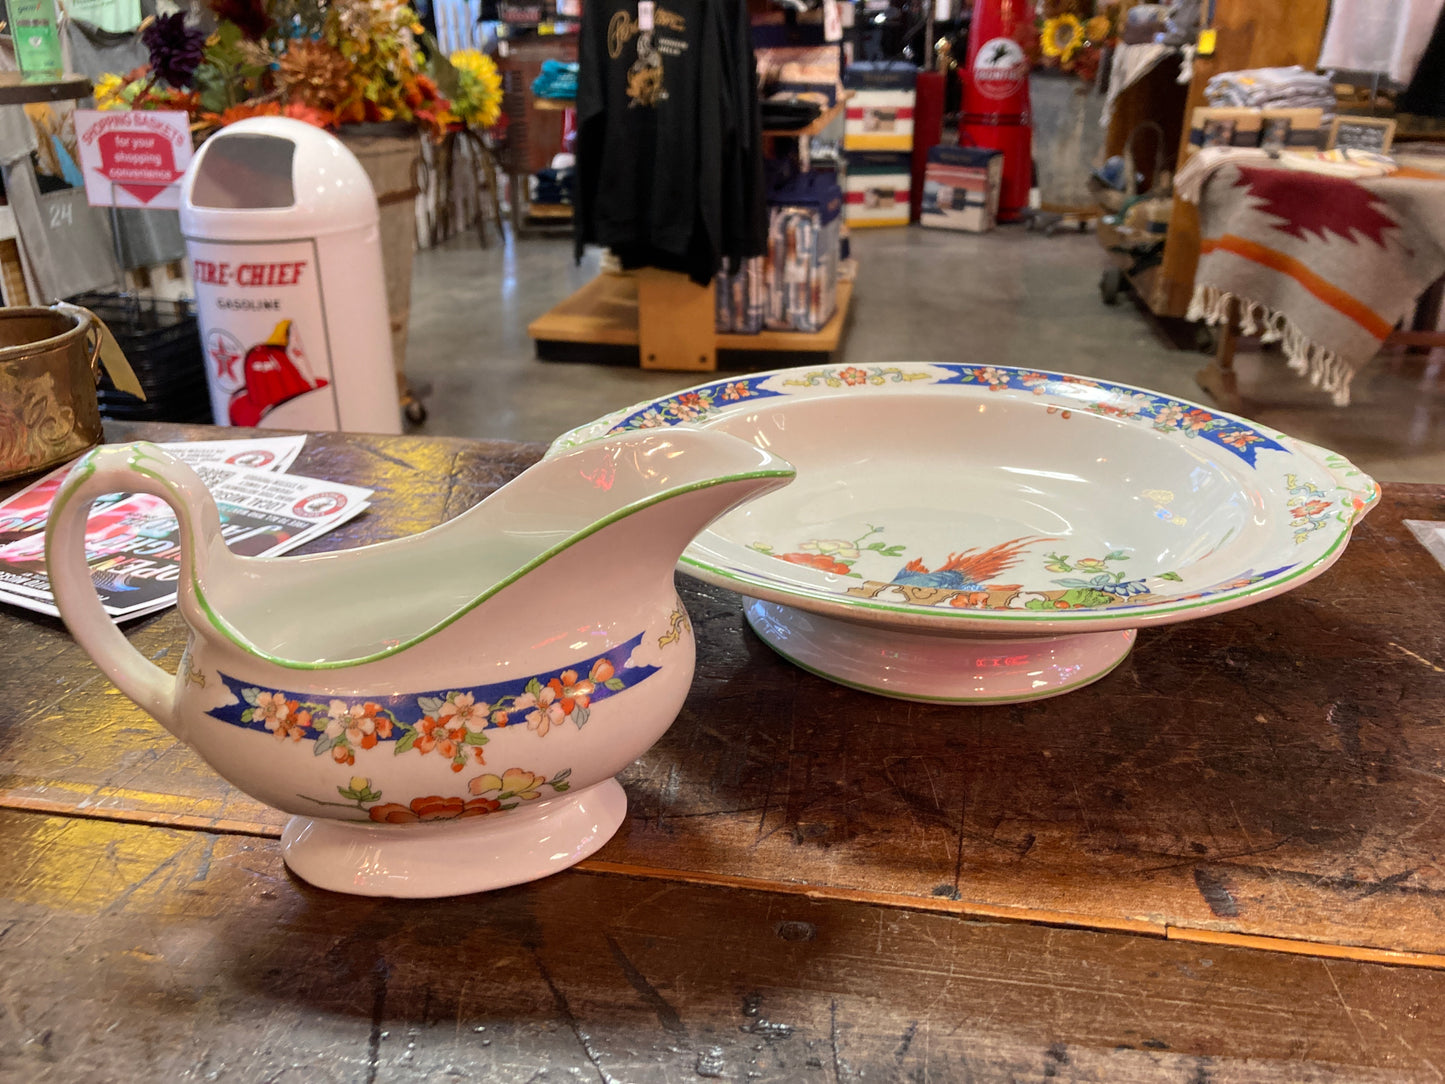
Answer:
[{"left": 575, "top": 0, "right": 766, "bottom": 285}]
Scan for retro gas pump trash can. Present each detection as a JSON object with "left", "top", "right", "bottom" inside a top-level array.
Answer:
[{"left": 180, "top": 117, "right": 402, "bottom": 434}]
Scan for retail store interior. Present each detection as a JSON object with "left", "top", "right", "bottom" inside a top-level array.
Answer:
[
  {"left": 8, "top": 0, "right": 1445, "bottom": 1079},
  {"left": 411, "top": 226, "right": 1445, "bottom": 481}
]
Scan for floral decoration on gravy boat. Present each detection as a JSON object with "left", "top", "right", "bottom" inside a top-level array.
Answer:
[
  {"left": 551, "top": 362, "right": 1379, "bottom": 704},
  {"left": 210, "top": 634, "right": 651, "bottom": 768}
]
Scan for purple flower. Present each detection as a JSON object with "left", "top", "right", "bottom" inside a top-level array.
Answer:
[{"left": 142, "top": 13, "right": 207, "bottom": 89}]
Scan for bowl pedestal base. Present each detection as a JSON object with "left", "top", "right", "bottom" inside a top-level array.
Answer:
[
  {"left": 280, "top": 778, "right": 628, "bottom": 897},
  {"left": 745, "top": 600, "right": 1136, "bottom": 704}
]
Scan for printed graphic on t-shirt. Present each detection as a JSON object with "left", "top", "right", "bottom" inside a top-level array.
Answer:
[
  {"left": 628, "top": 30, "right": 667, "bottom": 106},
  {"left": 608, "top": 4, "right": 688, "bottom": 108}
]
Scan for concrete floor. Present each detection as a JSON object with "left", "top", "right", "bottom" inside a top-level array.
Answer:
[{"left": 405, "top": 225, "right": 1445, "bottom": 483}]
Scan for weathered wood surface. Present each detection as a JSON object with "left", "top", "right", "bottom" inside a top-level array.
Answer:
[
  {"left": 3, "top": 809, "right": 1444, "bottom": 1083},
  {"left": 2, "top": 425, "right": 1445, "bottom": 963}
]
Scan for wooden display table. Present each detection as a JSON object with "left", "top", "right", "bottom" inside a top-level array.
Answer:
[
  {"left": 533, "top": 95, "right": 853, "bottom": 371},
  {"left": 529, "top": 270, "right": 852, "bottom": 372},
  {"left": 3, "top": 421, "right": 1445, "bottom": 1080}
]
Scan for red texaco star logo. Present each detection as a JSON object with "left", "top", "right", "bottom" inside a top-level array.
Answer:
[{"left": 207, "top": 330, "right": 243, "bottom": 382}]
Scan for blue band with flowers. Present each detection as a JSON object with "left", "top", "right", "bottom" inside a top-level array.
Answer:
[
  {"left": 931, "top": 364, "right": 1284, "bottom": 467},
  {"left": 205, "top": 632, "right": 661, "bottom": 769},
  {"left": 613, "top": 378, "right": 784, "bottom": 431},
  {"left": 602, "top": 364, "right": 1284, "bottom": 469}
]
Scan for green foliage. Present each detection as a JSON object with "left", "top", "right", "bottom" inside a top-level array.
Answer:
[
  {"left": 337, "top": 779, "right": 382, "bottom": 803},
  {"left": 194, "top": 21, "right": 271, "bottom": 113}
]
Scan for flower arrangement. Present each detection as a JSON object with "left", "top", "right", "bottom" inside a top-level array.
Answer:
[
  {"left": 92, "top": 12, "right": 205, "bottom": 114},
  {"left": 1023, "top": 0, "right": 1119, "bottom": 85},
  {"left": 94, "top": 0, "right": 490, "bottom": 140}
]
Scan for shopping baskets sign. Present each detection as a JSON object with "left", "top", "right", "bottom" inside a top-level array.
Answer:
[{"left": 73, "top": 110, "right": 193, "bottom": 211}]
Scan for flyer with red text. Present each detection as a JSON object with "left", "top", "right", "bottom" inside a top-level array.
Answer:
[{"left": 0, "top": 437, "right": 370, "bottom": 620}]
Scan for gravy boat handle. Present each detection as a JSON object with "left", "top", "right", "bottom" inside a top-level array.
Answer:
[{"left": 45, "top": 442, "right": 223, "bottom": 740}]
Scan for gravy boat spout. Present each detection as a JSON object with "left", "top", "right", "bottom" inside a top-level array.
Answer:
[{"left": 45, "top": 430, "right": 794, "bottom": 897}]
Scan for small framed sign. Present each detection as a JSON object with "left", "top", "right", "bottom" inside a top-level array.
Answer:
[
  {"left": 1327, "top": 115, "right": 1397, "bottom": 154},
  {"left": 73, "top": 109, "right": 193, "bottom": 210}
]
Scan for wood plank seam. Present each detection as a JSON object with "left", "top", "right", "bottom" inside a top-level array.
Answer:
[
  {"left": 0, "top": 794, "right": 280, "bottom": 839},
  {"left": 575, "top": 859, "right": 1168, "bottom": 935},
  {"left": 577, "top": 863, "right": 1445, "bottom": 971},
  {"left": 6, "top": 796, "right": 1445, "bottom": 971},
  {"left": 2, "top": 797, "right": 1445, "bottom": 977},
  {"left": 1164, "top": 926, "right": 1445, "bottom": 970}
]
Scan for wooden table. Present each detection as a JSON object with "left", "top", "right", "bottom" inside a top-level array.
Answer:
[{"left": 3, "top": 422, "right": 1445, "bottom": 1081}]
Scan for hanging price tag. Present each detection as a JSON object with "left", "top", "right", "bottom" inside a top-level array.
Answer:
[
  {"left": 638, "top": 1, "right": 654, "bottom": 30},
  {"left": 823, "top": 0, "right": 842, "bottom": 41}
]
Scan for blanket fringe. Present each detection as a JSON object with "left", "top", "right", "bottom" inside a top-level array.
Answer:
[{"left": 1187, "top": 284, "right": 1356, "bottom": 406}]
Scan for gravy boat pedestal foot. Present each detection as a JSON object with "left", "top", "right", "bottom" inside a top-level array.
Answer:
[
  {"left": 746, "top": 600, "right": 1136, "bottom": 704},
  {"left": 281, "top": 778, "right": 627, "bottom": 897}
]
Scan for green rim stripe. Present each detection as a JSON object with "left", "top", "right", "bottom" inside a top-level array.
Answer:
[
  {"left": 206, "top": 466, "right": 795, "bottom": 671},
  {"left": 60, "top": 443, "right": 793, "bottom": 672}
]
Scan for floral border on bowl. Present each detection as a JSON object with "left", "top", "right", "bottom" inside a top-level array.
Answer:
[{"left": 598, "top": 363, "right": 1287, "bottom": 469}]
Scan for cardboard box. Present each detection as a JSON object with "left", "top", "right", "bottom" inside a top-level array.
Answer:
[
  {"left": 1188, "top": 107, "right": 1263, "bottom": 150},
  {"left": 919, "top": 146, "right": 1002, "bottom": 232},
  {"left": 1261, "top": 107, "right": 1325, "bottom": 151},
  {"left": 843, "top": 62, "right": 918, "bottom": 151},
  {"left": 843, "top": 151, "right": 911, "bottom": 228}
]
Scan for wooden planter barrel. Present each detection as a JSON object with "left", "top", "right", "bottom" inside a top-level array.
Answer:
[{"left": 336, "top": 122, "right": 424, "bottom": 419}]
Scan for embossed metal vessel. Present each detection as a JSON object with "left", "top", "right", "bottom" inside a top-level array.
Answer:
[
  {"left": 552, "top": 362, "right": 1380, "bottom": 704},
  {"left": 45, "top": 433, "right": 794, "bottom": 896},
  {"left": 0, "top": 305, "right": 104, "bottom": 482}
]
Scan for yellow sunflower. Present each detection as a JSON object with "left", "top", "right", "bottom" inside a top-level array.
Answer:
[
  {"left": 450, "top": 49, "right": 503, "bottom": 130},
  {"left": 1041, "top": 14, "right": 1084, "bottom": 61}
]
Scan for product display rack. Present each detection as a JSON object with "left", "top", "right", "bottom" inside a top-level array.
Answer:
[
  {"left": 497, "top": 37, "right": 578, "bottom": 234},
  {"left": 763, "top": 93, "right": 850, "bottom": 169},
  {"left": 527, "top": 97, "right": 575, "bottom": 223},
  {"left": 0, "top": 72, "right": 92, "bottom": 104},
  {"left": 529, "top": 94, "right": 854, "bottom": 371},
  {"left": 0, "top": 73, "right": 96, "bottom": 305},
  {"left": 528, "top": 268, "right": 852, "bottom": 370}
]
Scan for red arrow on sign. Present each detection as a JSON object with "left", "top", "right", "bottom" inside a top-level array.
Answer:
[{"left": 95, "top": 130, "right": 183, "bottom": 204}]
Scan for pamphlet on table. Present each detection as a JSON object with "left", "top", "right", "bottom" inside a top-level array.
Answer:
[{"left": 0, "top": 436, "right": 371, "bottom": 621}]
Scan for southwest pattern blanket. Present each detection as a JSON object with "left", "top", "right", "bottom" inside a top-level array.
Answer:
[{"left": 1187, "top": 162, "right": 1445, "bottom": 405}]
